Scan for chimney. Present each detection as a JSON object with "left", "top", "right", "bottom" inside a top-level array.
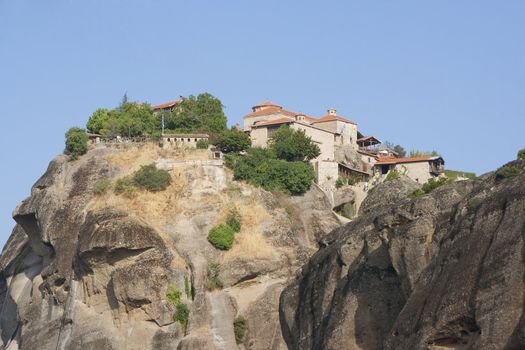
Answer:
[{"left": 327, "top": 108, "right": 337, "bottom": 116}]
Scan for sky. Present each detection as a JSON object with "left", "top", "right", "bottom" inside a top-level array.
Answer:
[{"left": 0, "top": 0, "right": 524, "bottom": 249}]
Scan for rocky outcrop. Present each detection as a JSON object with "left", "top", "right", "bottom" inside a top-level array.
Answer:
[
  {"left": 0, "top": 144, "right": 341, "bottom": 350},
  {"left": 280, "top": 160, "right": 525, "bottom": 349}
]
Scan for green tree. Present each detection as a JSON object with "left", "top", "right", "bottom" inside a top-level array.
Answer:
[
  {"left": 269, "top": 126, "right": 320, "bottom": 161},
  {"left": 86, "top": 108, "right": 110, "bottom": 134},
  {"left": 518, "top": 148, "right": 525, "bottom": 160},
  {"left": 165, "top": 93, "right": 227, "bottom": 133},
  {"left": 65, "top": 127, "right": 88, "bottom": 160},
  {"left": 207, "top": 224, "right": 235, "bottom": 250},
  {"left": 393, "top": 145, "right": 406, "bottom": 157},
  {"left": 215, "top": 128, "right": 251, "bottom": 153},
  {"left": 409, "top": 149, "right": 439, "bottom": 158}
]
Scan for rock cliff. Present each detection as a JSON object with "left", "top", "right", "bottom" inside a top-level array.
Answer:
[
  {"left": 280, "top": 161, "right": 525, "bottom": 349},
  {"left": 0, "top": 144, "right": 342, "bottom": 350}
]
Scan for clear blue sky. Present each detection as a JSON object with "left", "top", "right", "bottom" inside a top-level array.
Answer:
[{"left": 1, "top": 0, "right": 524, "bottom": 249}]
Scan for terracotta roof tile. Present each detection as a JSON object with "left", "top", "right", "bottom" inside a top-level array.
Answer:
[
  {"left": 252, "top": 117, "right": 295, "bottom": 127},
  {"left": 244, "top": 107, "right": 298, "bottom": 119},
  {"left": 314, "top": 114, "right": 356, "bottom": 125},
  {"left": 152, "top": 98, "right": 183, "bottom": 110},
  {"left": 253, "top": 101, "right": 280, "bottom": 108},
  {"left": 376, "top": 156, "right": 434, "bottom": 164}
]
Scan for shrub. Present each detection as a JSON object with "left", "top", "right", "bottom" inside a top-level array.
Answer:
[
  {"left": 207, "top": 224, "right": 235, "bottom": 250},
  {"left": 65, "top": 127, "right": 88, "bottom": 160},
  {"left": 408, "top": 177, "right": 450, "bottom": 199},
  {"left": 214, "top": 128, "right": 251, "bottom": 153},
  {"left": 518, "top": 149, "right": 525, "bottom": 160},
  {"left": 94, "top": 179, "right": 111, "bottom": 195},
  {"left": 444, "top": 170, "right": 477, "bottom": 180},
  {"left": 234, "top": 316, "right": 248, "bottom": 344},
  {"left": 496, "top": 165, "right": 521, "bottom": 179},
  {"left": 335, "top": 178, "right": 345, "bottom": 189},
  {"left": 196, "top": 139, "right": 209, "bottom": 149},
  {"left": 385, "top": 170, "right": 400, "bottom": 182},
  {"left": 166, "top": 284, "right": 189, "bottom": 332},
  {"left": 421, "top": 177, "right": 450, "bottom": 193},
  {"left": 347, "top": 175, "right": 360, "bottom": 186},
  {"left": 166, "top": 283, "right": 182, "bottom": 306},
  {"left": 114, "top": 177, "right": 136, "bottom": 198},
  {"left": 408, "top": 189, "right": 425, "bottom": 199},
  {"left": 226, "top": 206, "right": 241, "bottom": 232},
  {"left": 225, "top": 148, "right": 315, "bottom": 195},
  {"left": 175, "top": 303, "right": 190, "bottom": 331},
  {"left": 205, "top": 262, "right": 224, "bottom": 291},
  {"left": 133, "top": 164, "right": 172, "bottom": 192}
]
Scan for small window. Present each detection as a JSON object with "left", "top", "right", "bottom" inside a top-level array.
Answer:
[
  {"left": 187, "top": 138, "right": 190, "bottom": 142},
  {"left": 194, "top": 138, "right": 197, "bottom": 142},
  {"left": 167, "top": 138, "right": 171, "bottom": 142}
]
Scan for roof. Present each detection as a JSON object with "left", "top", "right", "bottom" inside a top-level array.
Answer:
[
  {"left": 253, "top": 101, "right": 280, "bottom": 108},
  {"left": 313, "top": 114, "right": 357, "bottom": 125},
  {"left": 244, "top": 107, "right": 310, "bottom": 119},
  {"left": 162, "top": 133, "right": 209, "bottom": 138},
  {"left": 375, "top": 156, "right": 443, "bottom": 165},
  {"left": 152, "top": 98, "right": 183, "bottom": 110},
  {"left": 251, "top": 117, "right": 295, "bottom": 127},
  {"left": 357, "top": 136, "right": 381, "bottom": 144}
]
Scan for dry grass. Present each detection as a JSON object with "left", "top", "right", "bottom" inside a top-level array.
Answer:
[
  {"left": 220, "top": 197, "right": 274, "bottom": 262},
  {"left": 221, "top": 231, "right": 273, "bottom": 262},
  {"left": 90, "top": 168, "right": 188, "bottom": 231}
]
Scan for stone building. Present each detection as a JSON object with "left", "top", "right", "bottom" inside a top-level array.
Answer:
[
  {"left": 243, "top": 101, "right": 446, "bottom": 189},
  {"left": 161, "top": 134, "right": 209, "bottom": 149},
  {"left": 374, "top": 156, "right": 445, "bottom": 183}
]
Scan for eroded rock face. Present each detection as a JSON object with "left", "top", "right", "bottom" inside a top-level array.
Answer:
[
  {"left": 280, "top": 160, "right": 525, "bottom": 350},
  {"left": 0, "top": 145, "right": 342, "bottom": 350}
]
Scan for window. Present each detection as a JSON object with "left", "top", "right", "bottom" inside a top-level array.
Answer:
[
  {"left": 187, "top": 138, "right": 190, "bottom": 142},
  {"left": 167, "top": 138, "right": 171, "bottom": 141},
  {"left": 194, "top": 138, "right": 197, "bottom": 141}
]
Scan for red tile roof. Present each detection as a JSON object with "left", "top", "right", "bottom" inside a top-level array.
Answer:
[
  {"left": 244, "top": 107, "right": 298, "bottom": 119},
  {"left": 314, "top": 114, "right": 356, "bottom": 125},
  {"left": 376, "top": 156, "right": 434, "bottom": 165},
  {"left": 253, "top": 101, "right": 280, "bottom": 108},
  {"left": 252, "top": 117, "right": 295, "bottom": 127},
  {"left": 152, "top": 98, "right": 183, "bottom": 110}
]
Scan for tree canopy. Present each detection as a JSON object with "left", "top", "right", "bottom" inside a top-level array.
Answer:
[
  {"left": 65, "top": 127, "right": 88, "bottom": 160},
  {"left": 214, "top": 128, "right": 251, "bottom": 153},
  {"left": 86, "top": 101, "right": 158, "bottom": 137},
  {"left": 269, "top": 126, "right": 320, "bottom": 161},
  {"left": 383, "top": 141, "right": 406, "bottom": 157},
  {"left": 162, "top": 93, "right": 227, "bottom": 134}
]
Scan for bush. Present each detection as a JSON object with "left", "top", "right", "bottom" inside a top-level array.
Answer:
[
  {"left": 114, "top": 177, "right": 136, "bottom": 198},
  {"left": 133, "top": 164, "right": 172, "bottom": 192},
  {"left": 214, "top": 128, "right": 251, "bottom": 153},
  {"left": 65, "top": 127, "right": 88, "bottom": 160},
  {"left": 335, "top": 178, "right": 345, "bottom": 189},
  {"left": 385, "top": 170, "right": 400, "bottom": 182},
  {"left": 226, "top": 147, "right": 315, "bottom": 195},
  {"left": 408, "top": 177, "right": 450, "bottom": 199},
  {"left": 234, "top": 316, "right": 248, "bottom": 344},
  {"left": 196, "top": 139, "right": 209, "bottom": 149},
  {"left": 496, "top": 165, "right": 521, "bottom": 179},
  {"left": 175, "top": 303, "right": 190, "bottom": 331},
  {"left": 226, "top": 206, "right": 241, "bottom": 232},
  {"left": 166, "top": 284, "right": 189, "bottom": 332},
  {"left": 518, "top": 149, "right": 525, "bottom": 160},
  {"left": 94, "top": 179, "right": 111, "bottom": 195},
  {"left": 166, "top": 283, "right": 182, "bottom": 306},
  {"left": 444, "top": 170, "right": 476, "bottom": 180},
  {"left": 207, "top": 224, "right": 235, "bottom": 250},
  {"left": 205, "top": 262, "right": 224, "bottom": 291}
]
